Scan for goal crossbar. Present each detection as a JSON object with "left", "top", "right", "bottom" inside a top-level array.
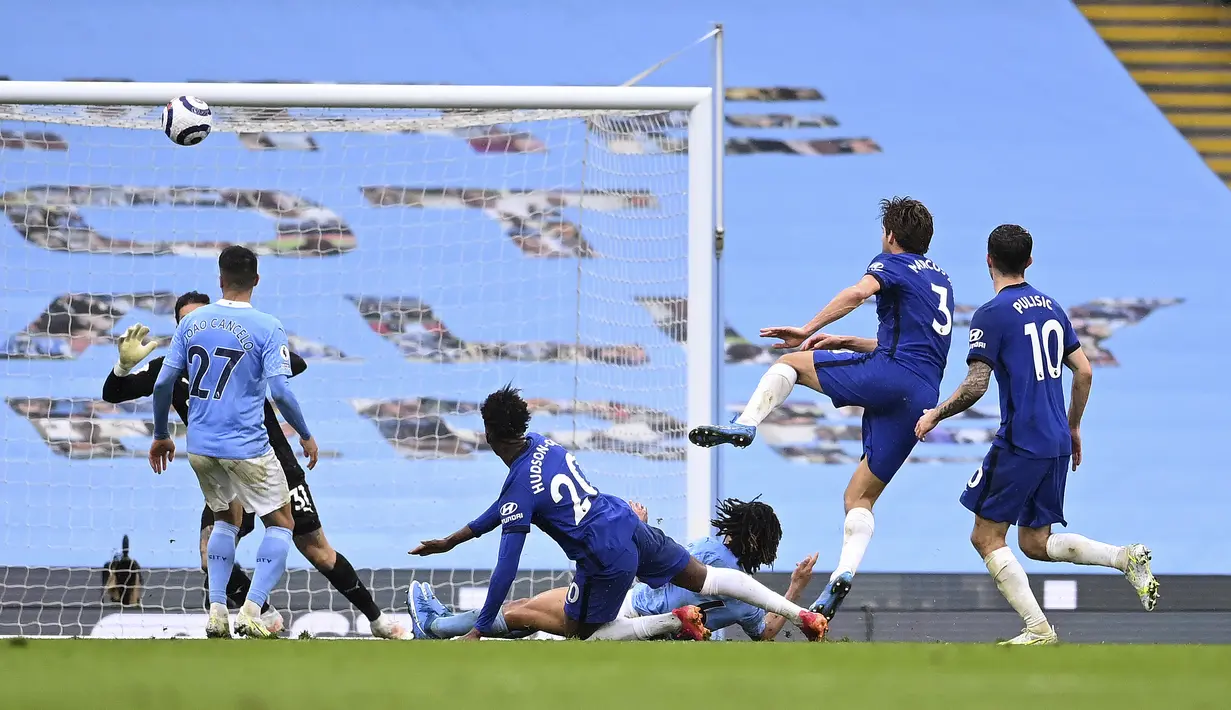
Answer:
[
  {"left": 0, "top": 79, "right": 719, "bottom": 542},
  {"left": 0, "top": 81, "right": 711, "bottom": 110}
]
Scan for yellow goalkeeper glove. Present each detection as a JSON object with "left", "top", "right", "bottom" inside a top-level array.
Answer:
[{"left": 115, "top": 323, "right": 158, "bottom": 375}]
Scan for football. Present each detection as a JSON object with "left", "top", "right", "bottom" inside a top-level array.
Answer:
[{"left": 160, "top": 95, "right": 213, "bottom": 146}]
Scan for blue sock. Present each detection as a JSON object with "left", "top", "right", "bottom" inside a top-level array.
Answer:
[
  {"left": 428, "top": 608, "right": 536, "bottom": 639},
  {"left": 429, "top": 609, "right": 485, "bottom": 638},
  {"left": 246, "top": 526, "right": 293, "bottom": 609},
  {"left": 206, "top": 521, "right": 240, "bottom": 606}
]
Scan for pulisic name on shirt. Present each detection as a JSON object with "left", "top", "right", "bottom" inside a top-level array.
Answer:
[
  {"left": 1011, "top": 294, "right": 1054, "bottom": 315},
  {"left": 181, "top": 318, "right": 257, "bottom": 351}
]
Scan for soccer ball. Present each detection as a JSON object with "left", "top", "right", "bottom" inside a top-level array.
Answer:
[{"left": 161, "top": 96, "right": 213, "bottom": 146}]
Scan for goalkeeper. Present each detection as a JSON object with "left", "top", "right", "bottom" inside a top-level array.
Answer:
[
  {"left": 409, "top": 498, "right": 818, "bottom": 641},
  {"left": 103, "top": 291, "right": 408, "bottom": 640}
]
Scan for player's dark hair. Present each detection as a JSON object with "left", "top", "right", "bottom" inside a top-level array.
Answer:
[
  {"left": 218, "top": 245, "right": 259, "bottom": 291},
  {"left": 987, "top": 224, "right": 1032, "bottom": 276},
  {"left": 481, "top": 384, "right": 531, "bottom": 443},
  {"left": 880, "top": 196, "right": 933, "bottom": 255},
  {"left": 173, "top": 291, "right": 211, "bottom": 323},
  {"left": 711, "top": 496, "right": 782, "bottom": 574}
]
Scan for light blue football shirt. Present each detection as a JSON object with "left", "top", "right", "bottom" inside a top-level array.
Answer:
[
  {"left": 163, "top": 299, "right": 292, "bottom": 459},
  {"left": 630, "top": 536, "right": 767, "bottom": 639}
]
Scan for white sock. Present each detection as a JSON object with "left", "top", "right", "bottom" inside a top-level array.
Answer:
[
  {"left": 1046, "top": 533, "right": 1127, "bottom": 572},
  {"left": 734, "top": 363, "right": 797, "bottom": 426},
  {"left": 700, "top": 566, "right": 804, "bottom": 625},
  {"left": 588, "top": 613, "right": 680, "bottom": 641},
  {"left": 209, "top": 602, "right": 228, "bottom": 617},
  {"left": 241, "top": 600, "right": 262, "bottom": 617},
  {"left": 984, "top": 547, "right": 1049, "bottom": 633},
  {"left": 830, "top": 507, "right": 875, "bottom": 582}
]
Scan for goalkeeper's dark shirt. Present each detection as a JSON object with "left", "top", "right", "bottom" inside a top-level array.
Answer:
[{"left": 102, "top": 353, "right": 309, "bottom": 486}]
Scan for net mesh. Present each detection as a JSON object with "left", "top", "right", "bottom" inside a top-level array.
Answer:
[{"left": 0, "top": 100, "right": 692, "bottom": 637}]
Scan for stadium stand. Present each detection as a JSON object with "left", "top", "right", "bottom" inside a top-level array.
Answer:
[{"left": 1079, "top": 1, "right": 1231, "bottom": 187}]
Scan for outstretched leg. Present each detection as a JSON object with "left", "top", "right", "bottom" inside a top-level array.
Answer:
[
  {"left": 689, "top": 352, "right": 819, "bottom": 448},
  {"left": 1019, "top": 527, "right": 1159, "bottom": 611},
  {"left": 296, "top": 528, "right": 407, "bottom": 638},
  {"left": 670, "top": 558, "right": 827, "bottom": 641}
]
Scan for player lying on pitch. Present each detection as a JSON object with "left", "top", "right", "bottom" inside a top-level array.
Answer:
[
  {"left": 915, "top": 225, "right": 1159, "bottom": 645},
  {"left": 408, "top": 498, "right": 819, "bottom": 641},
  {"left": 689, "top": 197, "right": 952, "bottom": 623},
  {"left": 107, "top": 289, "right": 407, "bottom": 639},
  {"left": 410, "top": 385, "right": 828, "bottom": 641}
]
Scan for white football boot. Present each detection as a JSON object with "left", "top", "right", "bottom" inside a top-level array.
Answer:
[
  {"left": 260, "top": 608, "right": 285, "bottom": 636},
  {"left": 999, "top": 626, "right": 1059, "bottom": 646},
  {"left": 371, "top": 613, "right": 411, "bottom": 640},
  {"left": 235, "top": 607, "right": 277, "bottom": 639},
  {"left": 1123, "top": 544, "right": 1160, "bottom": 611},
  {"left": 205, "top": 603, "right": 231, "bottom": 639}
]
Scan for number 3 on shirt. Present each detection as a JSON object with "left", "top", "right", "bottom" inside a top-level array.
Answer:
[
  {"left": 552, "top": 453, "right": 599, "bottom": 524},
  {"left": 931, "top": 284, "right": 952, "bottom": 336}
]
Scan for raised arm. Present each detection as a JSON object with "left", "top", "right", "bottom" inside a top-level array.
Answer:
[
  {"left": 757, "top": 552, "right": 818, "bottom": 641},
  {"left": 761, "top": 275, "right": 881, "bottom": 350},
  {"left": 915, "top": 361, "right": 992, "bottom": 440},
  {"left": 1063, "top": 346, "right": 1093, "bottom": 470},
  {"left": 103, "top": 324, "right": 161, "bottom": 403},
  {"left": 802, "top": 275, "right": 882, "bottom": 336},
  {"left": 408, "top": 490, "right": 503, "bottom": 557},
  {"left": 103, "top": 357, "right": 161, "bottom": 403}
]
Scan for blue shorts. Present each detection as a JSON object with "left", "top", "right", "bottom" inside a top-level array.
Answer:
[
  {"left": 812, "top": 350, "right": 938, "bottom": 483},
  {"left": 563, "top": 522, "right": 691, "bottom": 625},
  {"left": 960, "top": 446, "right": 1069, "bottom": 529}
]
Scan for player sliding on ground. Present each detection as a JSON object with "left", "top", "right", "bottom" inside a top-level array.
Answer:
[
  {"left": 107, "top": 293, "right": 406, "bottom": 640},
  {"left": 410, "top": 386, "right": 828, "bottom": 641},
  {"left": 915, "top": 225, "right": 1159, "bottom": 645},
  {"left": 689, "top": 197, "right": 952, "bottom": 623},
  {"left": 149, "top": 246, "right": 318, "bottom": 639},
  {"left": 408, "top": 498, "right": 818, "bottom": 641}
]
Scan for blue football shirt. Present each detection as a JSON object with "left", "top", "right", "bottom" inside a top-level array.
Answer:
[
  {"left": 630, "top": 536, "right": 767, "bottom": 639},
  {"left": 864, "top": 252, "right": 955, "bottom": 387},
  {"left": 967, "top": 282, "right": 1082, "bottom": 459},
  {"left": 163, "top": 300, "right": 292, "bottom": 459},
  {"left": 468, "top": 433, "right": 639, "bottom": 570}
]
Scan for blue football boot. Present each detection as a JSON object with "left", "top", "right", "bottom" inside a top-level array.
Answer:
[
  {"left": 810, "top": 571, "right": 854, "bottom": 621},
  {"left": 688, "top": 417, "right": 756, "bottom": 448}
]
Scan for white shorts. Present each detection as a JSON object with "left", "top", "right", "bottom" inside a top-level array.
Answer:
[{"left": 188, "top": 450, "right": 290, "bottom": 518}]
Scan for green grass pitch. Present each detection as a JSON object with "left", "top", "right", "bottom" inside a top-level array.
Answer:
[{"left": 4, "top": 638, "right": 1229, "bottom": 709}]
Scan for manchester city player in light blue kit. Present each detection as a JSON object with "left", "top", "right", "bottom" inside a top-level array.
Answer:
[
  {"left": 915, "top": 225, "right": 1159, "bottom": 645},
  {"left": 149, "top": 245, "right": 319, "bottom": 639}
]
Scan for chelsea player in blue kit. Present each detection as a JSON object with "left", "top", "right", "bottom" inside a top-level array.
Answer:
[
  {"left": 409, "top": 498, "right": 819, "bottom": 641},
  {"left": 690, "top": 197, "right": 952, "bottom": 622},
  {"left": 411, "top": 386, "right": 828, "bottom": 641},
  {"left": 149, "top": 246, "right": 319, "bottom": 639},
  {"left": 915, "top": 225, "right": 1159, "bottom": 645}
]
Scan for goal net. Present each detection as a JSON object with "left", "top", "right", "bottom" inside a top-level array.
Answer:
[{"left": 0, "top": 82, "right": 716, "bottom": 638}]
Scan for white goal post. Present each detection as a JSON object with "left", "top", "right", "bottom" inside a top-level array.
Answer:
[{"left": 0, "top": 80, "right": 717, "bottom": 636}]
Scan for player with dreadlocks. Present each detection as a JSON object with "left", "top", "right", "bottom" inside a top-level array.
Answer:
[{"left": 409, "top": 496, "right": 818, "bottom": 641}]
